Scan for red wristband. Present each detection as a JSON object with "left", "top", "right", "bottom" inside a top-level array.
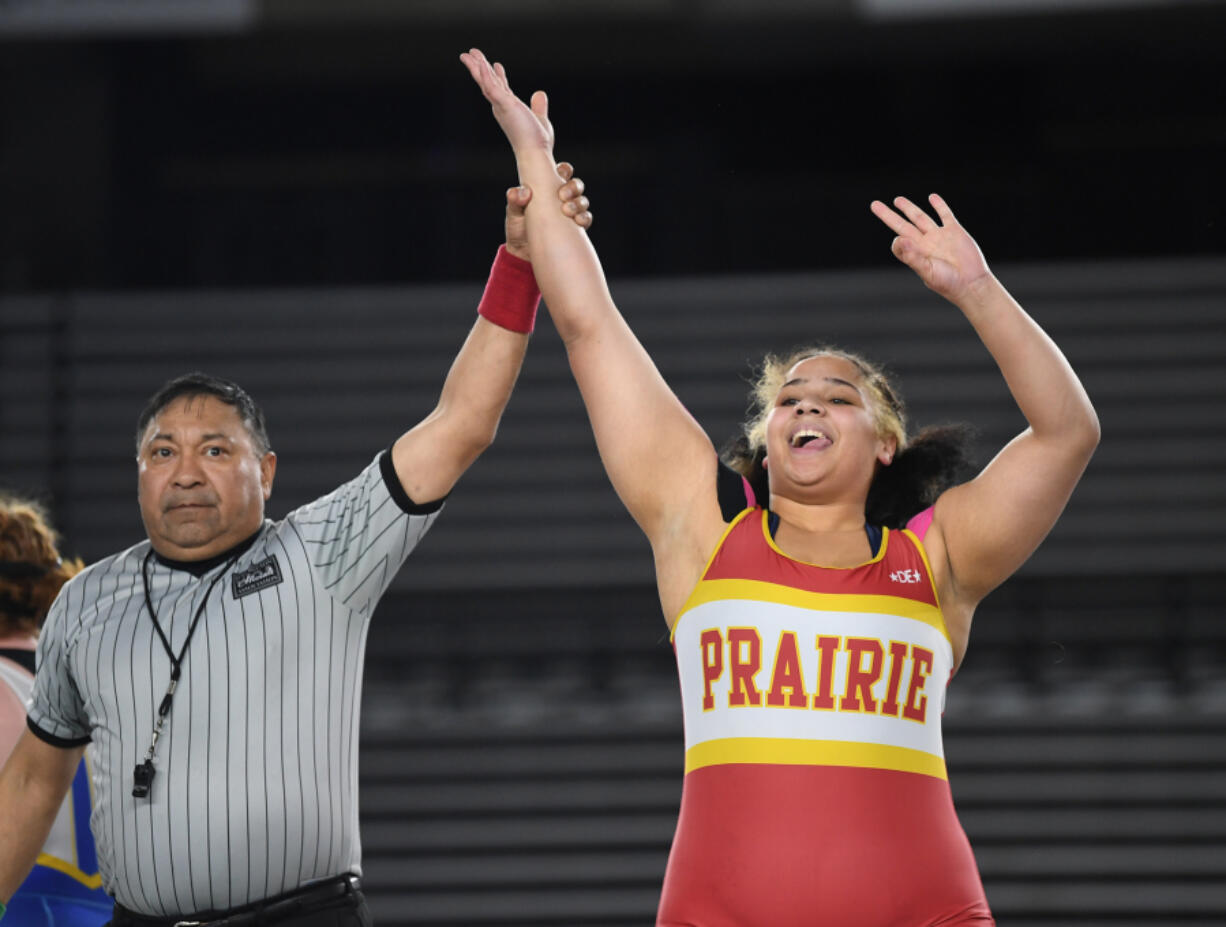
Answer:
[{"left": 477, "top": 245, "right": 540, "bottom": 334}]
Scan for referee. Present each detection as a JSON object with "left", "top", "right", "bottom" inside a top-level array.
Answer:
[{"left": 0, "top": 174, "right": 592, "bottom": 926}]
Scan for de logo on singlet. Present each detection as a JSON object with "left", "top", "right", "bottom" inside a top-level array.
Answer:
[{"left": 231, "top": 555, "right": 284, "bottom": 599}]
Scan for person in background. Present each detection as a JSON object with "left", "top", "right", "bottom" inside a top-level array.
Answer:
[{"left": 0, "top": 494, "right": 110, "bottom": 926}]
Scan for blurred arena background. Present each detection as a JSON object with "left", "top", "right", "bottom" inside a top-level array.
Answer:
[{"left": 1, "top": 0, "right": 1224, "bottom": 924}]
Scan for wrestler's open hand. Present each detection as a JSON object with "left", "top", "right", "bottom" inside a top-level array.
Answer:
[
  {"left": 505, "top": 162, "right": 593, "bottom": 260},
  {"left": 461, "top": 48, "right": 554, "bottom": 156},
  {"left": 870, "top": 194, "right": 992, "bottom": 303}
]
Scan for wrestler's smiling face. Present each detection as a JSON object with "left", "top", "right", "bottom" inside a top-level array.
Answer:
[
  {"left": 763, "top": 354, "right": 895, "bottom": 502},
  {"left": 137, "top": 395, "right": 276, "bottom": 561}
]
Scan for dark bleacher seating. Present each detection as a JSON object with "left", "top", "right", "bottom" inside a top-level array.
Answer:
[{"left": 3, "top": 256, "right": 1225, "bottom": 581}]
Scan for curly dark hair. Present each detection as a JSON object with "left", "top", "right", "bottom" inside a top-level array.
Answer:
[{"left": 0, "top": 494, "right": 83, "bottom": 636}]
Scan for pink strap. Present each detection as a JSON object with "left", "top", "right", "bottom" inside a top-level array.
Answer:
[
  {"left": 741, "top": 476, "right": 757, "bottom": 509},
  {"left": 906, "top": 506, "right": 935, "bottom": 540}
]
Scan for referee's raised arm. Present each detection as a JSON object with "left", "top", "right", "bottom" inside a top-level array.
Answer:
[{"left": 389, "top": 166, "right": 590, "bottom": 506}]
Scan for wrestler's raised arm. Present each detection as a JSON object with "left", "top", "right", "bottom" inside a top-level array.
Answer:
[
  {"left": 871, "top": 194, "right": 1100, "bottom": 652},
  {"left": 461, "top": 49, "right": 727, "bottom": 581}
]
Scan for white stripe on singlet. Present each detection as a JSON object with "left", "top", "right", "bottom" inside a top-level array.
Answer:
[{"left": 27, "top": 453, "right": 440, "bottom": 915}]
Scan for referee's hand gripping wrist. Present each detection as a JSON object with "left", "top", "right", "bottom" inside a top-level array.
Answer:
[
  {"left": 503, "top": 161, "right": 593, "bottom": 263},
  {"left": 483, "top": 160, "right": 593, "bottom": 333}
]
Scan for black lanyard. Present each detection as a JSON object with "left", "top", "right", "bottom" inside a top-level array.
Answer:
[{"left": 133, "top": 548, "right": 239, "bottom": 798}]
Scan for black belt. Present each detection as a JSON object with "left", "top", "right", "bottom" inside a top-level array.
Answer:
[{"left": 112, "top": 874, "right": 361, "bottom": 927}]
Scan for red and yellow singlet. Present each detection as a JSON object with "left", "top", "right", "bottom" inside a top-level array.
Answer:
[{"left": 658, "top": 507, "right": 993, "bottom": 927}]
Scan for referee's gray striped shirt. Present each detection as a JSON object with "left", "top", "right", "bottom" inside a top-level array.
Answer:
[{"left": 28, "top": 451, "right": 441, "bottom": 915}]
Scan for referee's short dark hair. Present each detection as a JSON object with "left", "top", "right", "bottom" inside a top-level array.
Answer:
[{"left": 135, "top": 373, "right": 272, "bottom": 456}]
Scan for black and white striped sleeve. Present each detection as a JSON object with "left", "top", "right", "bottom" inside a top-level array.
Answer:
[
  {"left": 26, "top": 584, "right": 91, "bottom": 747},
  {"left": 286, "top": 450, "right": 443, "bottom": 614}
]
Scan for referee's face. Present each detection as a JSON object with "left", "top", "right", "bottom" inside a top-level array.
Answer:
[{"left": 137, "top": 395, "right": 277, "bottom": 561}]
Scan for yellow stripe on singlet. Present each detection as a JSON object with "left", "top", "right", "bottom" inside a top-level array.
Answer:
[
  {"left": 681, "top": 578, "right": 948, "bottom": 639},
  {"left": 685, "top": 737, "right": 948, "bottom": 781},
  {"left": 33, "top": 853, "right": 104, "bottom": 889}
]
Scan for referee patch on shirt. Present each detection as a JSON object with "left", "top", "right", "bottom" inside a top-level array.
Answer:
[{"left": 232, "top": 555, "right": 283, "bottom": 598}]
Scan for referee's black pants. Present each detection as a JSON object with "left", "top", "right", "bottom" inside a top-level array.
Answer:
[{"left": 106, "top": 874, "right": 371, "bottom": 927}]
